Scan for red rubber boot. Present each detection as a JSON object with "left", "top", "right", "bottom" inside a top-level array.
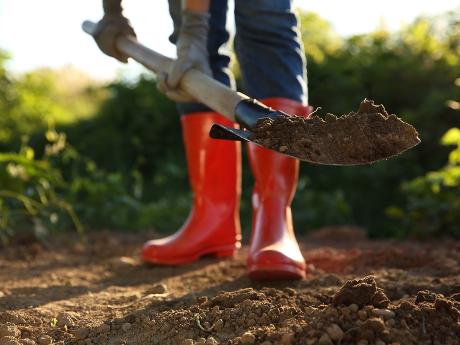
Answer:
[
  {"left": 141, "top": 112, "right": 241, "bottom": 265},
  {"left": 247, "top": 98, "right": 312, "bottom": 280}
]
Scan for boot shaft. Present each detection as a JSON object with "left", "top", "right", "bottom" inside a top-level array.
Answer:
[
  {"left": 248, "top": 98, "right": 312, "bottom": 202},
  {"left": 181, "top": 113, "right": 242, "bottom": 205}
]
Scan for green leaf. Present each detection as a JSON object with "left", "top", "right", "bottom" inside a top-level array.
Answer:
[
  {"left": 441, "top": 128, "right": 460, "bottom": 146},
  {"left": 448, "top": 149, "right": 460, "bottom": 165},
  {"left": 385, "top": 206, "right": 405, "bottom": 219}
]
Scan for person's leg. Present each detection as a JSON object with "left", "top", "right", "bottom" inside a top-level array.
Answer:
[
  {"left": 234, "top": 0, "right": 308, "bottom": 103},
  {"left": 142, "top": 0, "right": 242, "bottom": 264},
  {"left": 234, "top": 0, "right": 311, "bottom": 279}
]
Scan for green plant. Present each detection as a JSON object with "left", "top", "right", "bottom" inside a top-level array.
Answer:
[
  {"left": 0, "top": 130, "right": 83, "bottom": 244},
  {"left": 50, "top": 318, "right": 58, "bottom": 328},
  {"left": 302, "top": 10, "right": 459, "bottom": 236},
  {"left": 386, "top": 127, "right": 460, "bottom": 237}
]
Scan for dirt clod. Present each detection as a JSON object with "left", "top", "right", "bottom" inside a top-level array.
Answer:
[
  {"left": 415, "top": 290, "right": 442, "bottom": 304},
  {"left": 57, "top": 312, "right": 75, "bottom": 327},
  {"left": 72, "top": 327, "right": 89, "bottom": 340},
  {"left": 251, "top": 99, "right": 420, "bottom": 165},
  {"left": 0, "top": 325, "right": 20, "bottom": 339},
  {"left": 332, "top": 275, "right": 390, "bottom": 307},
  {"left": 147, "top": 284, "right": 168, "bottom": 295},
  {"left": 0, "top": 337, "right": 20, "bottom": 345}
]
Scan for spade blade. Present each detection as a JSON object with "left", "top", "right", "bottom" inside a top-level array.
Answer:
[{"left": 210, "top": 100, "right": 421, "bottom": 166}]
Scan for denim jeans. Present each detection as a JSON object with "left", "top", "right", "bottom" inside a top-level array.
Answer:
[{"left": 167, "top": 0, "right": 308, "bottom": 115}]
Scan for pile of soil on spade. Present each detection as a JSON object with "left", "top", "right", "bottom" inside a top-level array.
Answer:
[{"left": 251, "top": 100, "right": 420, "bottom": 165}]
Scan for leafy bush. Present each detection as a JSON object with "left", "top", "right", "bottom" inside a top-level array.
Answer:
[
  {"left": 293, "top": 175, "right": 353, "bottom": 230},
  {"left": 0, "top": 125, "right": 192, "bottom": 244},
  {"left": 0, "top": 131, "right": 82, "bottom": 244},
  {"left": 0, "top": 56, "right": 106, "bottom": 149},
  {"left": 387, "top": 128, "right": 460, "bottom": 238},
  {"left": 300, "top": 10, "right": 460, "bottom": 236}
]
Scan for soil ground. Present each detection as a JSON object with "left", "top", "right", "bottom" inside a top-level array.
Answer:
[{"left": 1, "top": 227, "right": 459, "bottom": 345}]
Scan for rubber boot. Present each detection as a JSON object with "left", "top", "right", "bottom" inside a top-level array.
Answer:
[
  {"left": 141, "top": 112, "right": 241, "bottom": 265},
  {"left": 247, "top": 98, "right": 312, "bottom": 280}
]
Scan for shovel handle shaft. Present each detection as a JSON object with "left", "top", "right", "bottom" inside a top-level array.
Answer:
[{"left": 82, "top": 21, "right": 247, "bottom": 120}]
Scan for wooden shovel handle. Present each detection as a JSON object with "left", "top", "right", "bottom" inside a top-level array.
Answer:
[{"left": 82, "top": 21, "right": 247, "bottom": 120}]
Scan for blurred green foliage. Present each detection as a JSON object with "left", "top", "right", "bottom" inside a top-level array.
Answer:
[
  {"left": 297, "top": 10, "right": 460, "bottom": 237},
  {"left": 0, "top": 130, "right": 83, "bottom": 244},
  {"left": 386, "top": 128, "right": 460, "bottom": 238},
  {"left": 0, "top": 64, "right": 106, "bottom": 147},
  {"left": 0, "top": 9, "right": 459, "bottom": 241}
]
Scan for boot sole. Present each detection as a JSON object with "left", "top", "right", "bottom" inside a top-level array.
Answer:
[
  {"left": 142, "top": 244, "right": 238, "bottom": 266},
  {"left": 248, "top": 262, "right": 306, "bottom": 280}
]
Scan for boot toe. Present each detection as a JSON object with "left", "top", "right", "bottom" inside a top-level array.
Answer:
[
  {"left": 141, "top": 239, "right": 238, "bottom": 265},
  {"left": 141, "top": 240, "right": 170, "bottom": 264},
  {"left": 141, "top": 237, "right": 186, "bottom": 265},
  {"left": 248, "top": 248, "right": 306, "bottom": 280}
]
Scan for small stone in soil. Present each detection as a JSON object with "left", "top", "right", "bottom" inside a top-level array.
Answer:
[
  {"left": 213, "top": 319, "right": 224, "bottom": 331},
  {"left": 371, "top": 308, "right": 395, "bottom": 319},
  {"left": 240, "top": 332, "right": 255, "bottom": 344},
  {"left": 358, "top": 309, "right": 368, "bottom": 320},
  {"left": 318, "top": 333, "right": 333, "bottom": 345},
  {"left": 326, "top": 323, "right": 344, "bottom": 341},
  {"left": 205, "top": 336, "right": 218, "bottom": 345},
  {"left": 57, "top": 312, "right": 75, "bottom": 327},
  {"left": 386, "top": 318, "right": 396, "bottom": 327},
  {"left": 363, "top": 317, "right": 385, "bottom": 333},
  {"left": 349, "top": 303, "right": 359, "bottom": 312},
  {"left": 195, "top": 338, "right": 206, "bottom": 345},
  {"left": 37, "top": 335, "right": 53, "bottom": 345}
]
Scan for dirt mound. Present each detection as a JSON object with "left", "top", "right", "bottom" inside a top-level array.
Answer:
[
  {"left": 251, "top": 99, "right": 420, "bottom": 165},
  {"left": 54, "top": 277, "right": 459, "bottom": 345},
  {"left": 1, "top": 233, "right": 460, "bottom": 345}
]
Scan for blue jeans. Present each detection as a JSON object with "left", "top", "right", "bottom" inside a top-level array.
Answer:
[{"left": 167, "top": 0, "right": 308, "bottom": 115}]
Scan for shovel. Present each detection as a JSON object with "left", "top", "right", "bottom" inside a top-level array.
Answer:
[{"left": 82, "top": 21, "right": 419, "bottom": 166}]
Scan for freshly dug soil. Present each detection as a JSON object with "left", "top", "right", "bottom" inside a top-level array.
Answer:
[
  {"left": 1, "top": 229, "right": 459, "bottom": 345},
  {"left": 251, "top": 100, "right": 420, "bottom": 165}
]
